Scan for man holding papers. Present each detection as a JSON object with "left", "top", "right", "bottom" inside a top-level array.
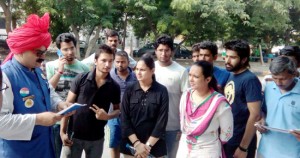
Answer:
[{"left": 256, "top": 56, "right": 300, "bottom": 158}]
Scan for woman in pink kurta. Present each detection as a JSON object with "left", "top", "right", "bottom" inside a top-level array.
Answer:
[{"left": 177, "top": 61, "right": 233, "bottom": 158}]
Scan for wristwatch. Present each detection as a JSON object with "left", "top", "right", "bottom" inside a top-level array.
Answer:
[
  {"left": 238, "top": 145, "right": 248, "bottom": 152},
  {"left": 146, "top": 142, "right": 153, "bottom": 148}
]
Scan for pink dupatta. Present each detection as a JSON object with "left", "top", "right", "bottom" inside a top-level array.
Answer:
[{"left": 180, "top": 89, "right": 228, "bottom": 157}]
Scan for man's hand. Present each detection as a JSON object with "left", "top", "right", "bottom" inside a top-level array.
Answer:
[
  {"left": 57, "top": 57, "right": 67, "bottom": 73},
  {"left": 290, "top": 130, "right": 300, "bottom": 141},
  {"left": 60, "top": 132, "right": 73, "bottom": 146},
  {"left": 57, "top": 102, "right": 72, "bottom": 111},
  {"left": 35, "top": 112, "right": 63, "bottom": 126},
  {"left": 255, "top": 117, "right": 268, "bottom": 134},
  {"left": 89, "top": 104, "right": 110, "bottom": 120},
  {"left": 233, "top": 147, "right": 248, "bottom": 158},
  {"left": 57, "top": 102, "right": 76, "bottom": 116}
]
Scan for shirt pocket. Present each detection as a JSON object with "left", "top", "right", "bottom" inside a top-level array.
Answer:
[
  {"left": 147, "top": 98, "right": 160, "bottom": 119},
  {"left": 129, "top": 98, "right": 140, "bottom": 115}
]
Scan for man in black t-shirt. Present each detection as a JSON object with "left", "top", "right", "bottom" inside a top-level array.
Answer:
[
  {"left": 60, "top": 44, "right": 121, "bottom": 158},
  {"left": 223, "top": 40, "right": 262, "bottom": 158}
]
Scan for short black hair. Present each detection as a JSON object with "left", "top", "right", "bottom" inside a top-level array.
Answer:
[
  {"left": 199, "top": 41, "right": 218, "bottom": 56},
  {"left": 105, "top": 30, "right": 119, "bottom": 39},
  {"left": 115, "top": 50, "right": 129, "bottom": 61},
  {"left": 192, "top": 43, "right": 200, "bottom": 53},
  {"left": 154, "top": 35, "right": 174, "bottom": 51},
  {"left": 55, "top": 33, "right": 77, "bottom": 49},
  {"left": 223, "top": 39, "right": 250, "bottom": 68},
  {"left": 95, "top": 44, "right": 114, "bottom": 60}
]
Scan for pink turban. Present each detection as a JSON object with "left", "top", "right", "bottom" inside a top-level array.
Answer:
[{"left": 3, "top": 13, "right": 51, "bottom": 64}]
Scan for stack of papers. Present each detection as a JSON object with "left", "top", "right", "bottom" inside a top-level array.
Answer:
[
  {"left": 254, "top": 123, "right": 294, "bottom": 134},
  {"left": 57, "top": 103, "right": 87, "bottom": 115}
]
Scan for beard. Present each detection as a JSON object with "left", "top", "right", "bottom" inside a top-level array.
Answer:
[
  {"left": 117, "top": 66, "right": 127, "bottom": 72},
  {"left": 225, "top": 61, "right": 244, "bottom": 72}
]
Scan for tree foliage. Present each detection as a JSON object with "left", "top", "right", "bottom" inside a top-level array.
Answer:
[{"left": 0, "top": 0, "right": 300, "bottom": 56}]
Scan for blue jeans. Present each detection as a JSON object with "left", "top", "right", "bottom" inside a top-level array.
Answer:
[
  {"left": 165, "top": 130, "right": 181, "bottom": 158},
  {"left": 53, "top": 124, "right": 62, "bottom": 158}
]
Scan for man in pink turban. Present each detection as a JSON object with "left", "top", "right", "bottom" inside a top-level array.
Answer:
[
  {"left": 0, "top": 13, "right": 70, "bottom": 158},
  {"left": 3, "top": 13, "right": 51, "bottom": 64}
]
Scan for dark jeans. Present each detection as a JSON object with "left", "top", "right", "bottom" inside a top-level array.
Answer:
[
  {"left": 53, "top": 124, "right": 62, "bottom": 158},
  {"left": 223, "top": 136, "right": 257, "bottom": 158}
]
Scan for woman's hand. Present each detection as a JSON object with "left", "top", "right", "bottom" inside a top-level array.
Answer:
[{"left": 135, "top": 143, "right": 150, "bottom": 158}]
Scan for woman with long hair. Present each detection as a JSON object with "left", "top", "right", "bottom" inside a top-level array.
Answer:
[
  {"left": 120, "top": 54, "right": 169, "bottom": 158},
  {"left": 177, "top": 61, "right": 233, "bottom": 158}
]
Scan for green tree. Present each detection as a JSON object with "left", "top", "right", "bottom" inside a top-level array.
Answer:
[
  {"left": 227, "top": 0, "right": 300, "bottom": 53},
  {"left": 170, "top": 0, "right": 250, "bottom": 44}
]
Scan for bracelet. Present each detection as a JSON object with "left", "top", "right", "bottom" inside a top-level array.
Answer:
[
  {"left": 57, "top": 70, "right": 63, "bottom": 75},
  {"left": 134, "top": 141, "right": 141, "bottom": 148},
  {"left": 132, "top": 140, "right": 140, "bottom": 146},
  {"left": 238, "top": 145, "right": 248, "bottom": 152}
]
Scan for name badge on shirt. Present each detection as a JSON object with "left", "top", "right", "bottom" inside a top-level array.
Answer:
[
  {"left": 19, "top": 87, "right": 30, "bottom": 97},
  {"left": 25, "top": 99, "right": 34, "bottom": 108},
  {"left": 22, "top": 95, "right": 35, "bottom": 101}
]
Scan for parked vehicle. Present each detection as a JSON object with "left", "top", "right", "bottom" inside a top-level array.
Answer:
[
  {"left": 174, "top": 45, "right": 192, "bottom": 59},
  {"left": 133, "top": 43, "right": 192, "bottom": 59},
  {"left": 133, "top": 43, "right": 155, "bottom": 57}
]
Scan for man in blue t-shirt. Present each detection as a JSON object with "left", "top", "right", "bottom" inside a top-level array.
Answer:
[
  {"left": 223, "top": 40, "right": 262, "bottom": 158},
  {"left": 256, "top": 56, "right": 300, "bottom": 158},
  {"left": 108, "top": 50, "right": 137, "bottom": 158},
  {"left": 197, "top": 41, "right": 230, "bottom": 93}
]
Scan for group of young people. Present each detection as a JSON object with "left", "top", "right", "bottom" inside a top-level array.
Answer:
[{"left": 0, "top": 13, "right": 299, "bottom": 158}]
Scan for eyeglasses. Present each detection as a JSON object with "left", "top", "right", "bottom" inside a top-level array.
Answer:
[
  {"left": 33, "top": 49, "right": 47, "bottom": 57},
  {"left": 0, "top": 83, "right": 9, "bottom": 92}
]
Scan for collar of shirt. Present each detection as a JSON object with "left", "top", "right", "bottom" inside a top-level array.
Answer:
[
  {"left": 133, "top": 81, "right": 159, "bottom": 92},
  {"left": 86, "top": 68, "right": 113, "bottom": 83},
  {"left": 111, "top": 67, "right": 136, "bottom": 81}
]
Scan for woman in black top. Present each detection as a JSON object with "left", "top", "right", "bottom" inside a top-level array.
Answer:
[{"left": 120, "top": 54, "right": 169, "bottom": 158}]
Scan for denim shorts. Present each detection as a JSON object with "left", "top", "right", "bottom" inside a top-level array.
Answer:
[{"left": 108, "top": 119, "right": 122, "bottom": 148}]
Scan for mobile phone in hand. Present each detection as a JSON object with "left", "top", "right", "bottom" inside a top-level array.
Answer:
[
  {"left": 69, "top": 132, "right": 74, "bottom": 141},
  {"left": 57, "top": 50, "right": 63, "bottom": 58}
]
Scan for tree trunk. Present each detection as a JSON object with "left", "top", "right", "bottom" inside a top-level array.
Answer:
[
  {"left": 0, "top": 0, "right": 12, "bottom": 33},
  {"left": 85, "top": 25, "right": 101, "bottom": 58},
  {"left": 71, "top": 24, "right": 81, "bottom": 59},
  {"left": 259, "top": 44, "right": 264, "bottom": 65},
  {"left": 122, "top": 13, "right": 127, "bottom": 51},
  {"left": 84, "top": 28, "right": 93, "bottom": 57}
]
